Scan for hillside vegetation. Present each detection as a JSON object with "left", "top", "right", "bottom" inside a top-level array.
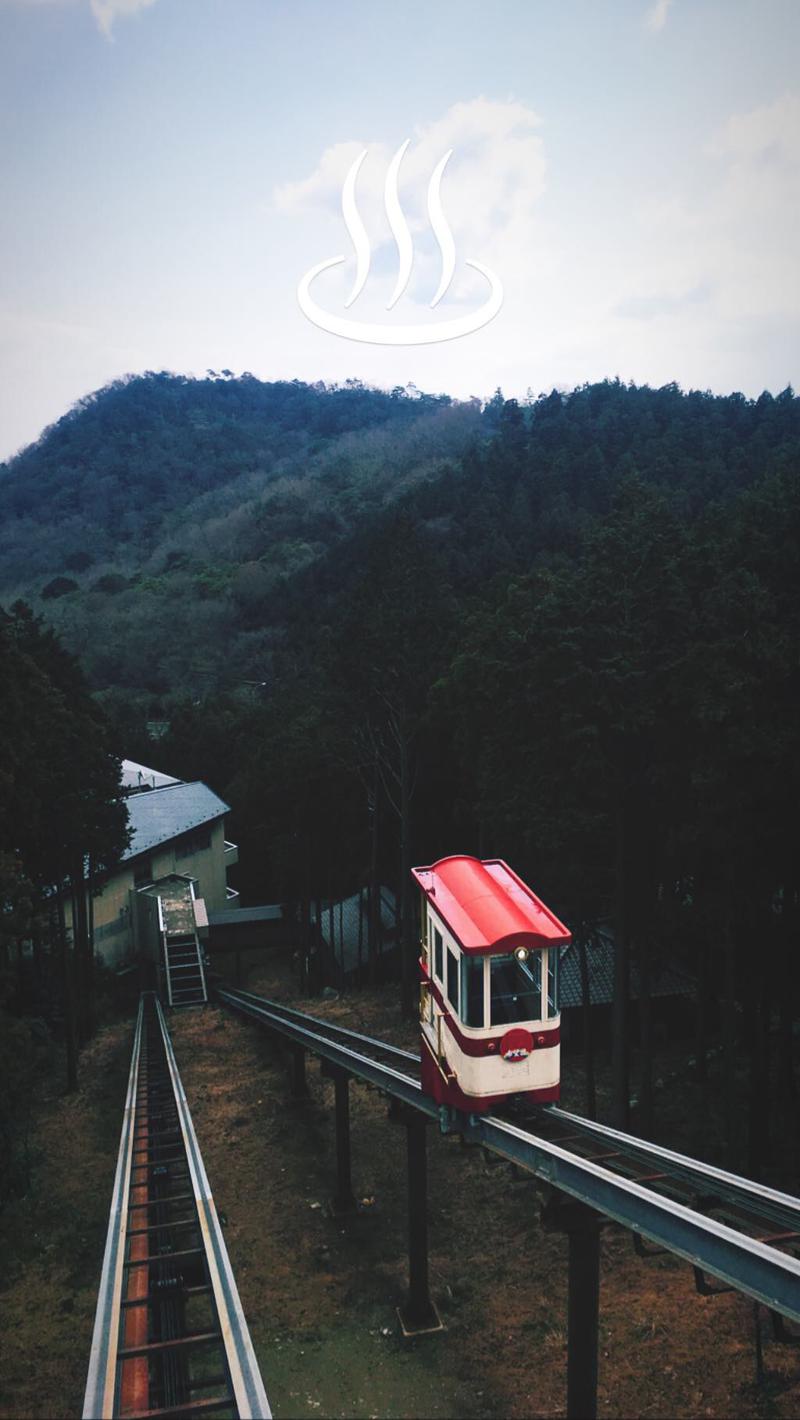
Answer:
[
  {"left": 1, "top": 371, "right": 798, "bottom": 1171},
  {"left": 0, "top": 373, "right": 472, "bottom": 697}
]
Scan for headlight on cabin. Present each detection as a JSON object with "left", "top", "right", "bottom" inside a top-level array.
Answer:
[{"left": 513, "top": 945, "right": 529, "bottom": 964}]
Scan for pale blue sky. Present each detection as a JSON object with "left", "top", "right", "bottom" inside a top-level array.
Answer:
[{"left": 1, "top": 0, "right": 798, "bottom": 458}]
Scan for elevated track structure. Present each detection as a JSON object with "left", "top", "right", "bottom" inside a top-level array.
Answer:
[
  {"left": 217, "top": 983, "right": 800, "bottom": 1418},
  {"left": 83, "top": 992, "right": 269, "bottom": 1420}
]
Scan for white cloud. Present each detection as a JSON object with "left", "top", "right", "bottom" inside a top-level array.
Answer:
[
  {"left": 707, "top": 91, "right": 800, "bottom": 164},
  {"left": 645, "top": 0, "right": 673, "bottom": 33},
  {"left": 0, "top": 0, "right": 158, "bottom": 38},
  {"left": 89, "top": 0, "right": 156, "bottom": 39},
  {"left": 603, "top": 88, "right": 800, "bottom": 390}
]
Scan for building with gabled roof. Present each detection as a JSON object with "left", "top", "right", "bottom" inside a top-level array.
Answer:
[
  {"left": 312, "top": 886, "right": 398, "bottom": 985},
  {"left": 557, "top": 927, "right": 695, "bottom": 1047},
  {"left": 558, "top": 930, "right": 694, "bottom": 1011},
  {"left": 88, "top": 762, "right": 239, "bottom": 968}
]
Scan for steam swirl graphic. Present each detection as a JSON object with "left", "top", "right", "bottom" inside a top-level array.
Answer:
[
  {"left": 297, "top": 140, "right": 503, "bottom": 346},
  {"left": 342, "top": 149, "right": 370, "bottom": 308}
]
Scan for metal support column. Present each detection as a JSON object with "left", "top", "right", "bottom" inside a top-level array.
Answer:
[
  {"left": 397, "top": 1114, "right": 443, "bottom": 1336},
  {"left": 290, "top": 1044, "right": 308, "bottom": 1099},
  {"left": 542, "top": 1193, "right": 601, "bottom": 1419},
  {"left": 331, "top": 1070, "right": 356, "bottom": 1214},
  {"left": 565, "top": 1203, "right": 601, "bottom": 1420},
  {"left": 753, "top": 1304, "right": 764, "bottom": 1386}
]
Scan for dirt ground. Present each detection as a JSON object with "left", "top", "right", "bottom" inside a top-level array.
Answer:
[{"left": 1, "top": 953, "right": 798, "bottom": 1419}]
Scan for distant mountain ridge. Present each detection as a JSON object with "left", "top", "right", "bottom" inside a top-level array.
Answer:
[
  {"left": 0, "top": 372, "right": 480, "bottom": 698},
  {"left": 0, "top": 372, "right": 462, "bottom": 582}
]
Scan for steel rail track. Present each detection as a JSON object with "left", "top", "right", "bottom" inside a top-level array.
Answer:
[
  {"left": 83, "top": 993, "right": 270, "bottom": 1420},
  {"left": 523, "top": 1104, "right": 800, "bottom": 1241},
  {"left": 218, "top": 987, "right": 800, "bottom": 1239},
  {"left": 217, "top": 983, "right": 800, "bottom": 1323},
  {"left": 219, "top": 986, "right": 418, "bottom": 1067}
]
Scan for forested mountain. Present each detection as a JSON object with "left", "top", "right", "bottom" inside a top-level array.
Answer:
[
  {"left": 0, "top": 372, "right": 456, "bottom": 566},
  {"left": 2, "top": 372, "right": 798, "bottom": 1163},
  {"left": 0, "top": 373, "right": 474, "bottom": 697}
]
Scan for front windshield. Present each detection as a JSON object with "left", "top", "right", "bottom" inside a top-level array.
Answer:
[{"left": 490, "top": 952, "right": 543, "bottom": 1026}]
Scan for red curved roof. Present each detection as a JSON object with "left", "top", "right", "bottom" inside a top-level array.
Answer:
[{"left": 412, "top": 855, "right": 571, "bottom": 955}]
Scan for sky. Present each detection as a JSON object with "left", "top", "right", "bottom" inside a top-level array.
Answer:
[{"left": 0, "top": 0, "right": 798, "bottom": 460}]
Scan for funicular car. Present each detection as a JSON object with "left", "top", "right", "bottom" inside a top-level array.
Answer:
[{"left": 412, "top": 854, "right": 571, "bottom": 1113}]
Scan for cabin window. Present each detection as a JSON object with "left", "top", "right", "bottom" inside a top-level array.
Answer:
[
  {"left": 446, "top": 946, "right": 459, "bottom": 1012},
  {"left": 460, "top": 956, "right": 485, "bottom": 1028},
  {"left": 490, "top": 952, "right": 543, "bottom": 1026},
  {"left": 433, "top": 927, "right": 443, "bottom": 982},
  {"left": 546, "top": 948, "right": 559, "bottom": 1018}
]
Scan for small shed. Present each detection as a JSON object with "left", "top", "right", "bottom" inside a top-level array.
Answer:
[
  {"left": 312, "top": 886, "right": 398, "bottom": 986},
  {"left": 559, "top": 928, "right": 695, "bottom": 1045}
]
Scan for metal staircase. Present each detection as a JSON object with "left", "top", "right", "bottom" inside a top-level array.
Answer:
[
  {"left": 163, "top": 930, "right": 208, "bottom": 1007},
  {"left": 151, "top": 876, "right": 208, "bottom": 1008}
]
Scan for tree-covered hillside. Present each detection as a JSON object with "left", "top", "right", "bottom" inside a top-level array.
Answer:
[
  {"left": 0, "top": 372, "right": 474, "bottom": 696},
  {"left": 2, "top": 374, "right": 796, "bottom": 711}
]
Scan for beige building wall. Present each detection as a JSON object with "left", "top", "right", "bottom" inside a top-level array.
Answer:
[
  {"left": 145, "top": 820, "right": 229, "bottom": 912},
  {"left": 67, "top": 862, "right": 137, "bottom": 970},
  {"left": 93, "top": 864, "right": 136, "bottom": 930}
]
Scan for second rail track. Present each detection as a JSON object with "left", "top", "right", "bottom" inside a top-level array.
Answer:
[{"left": 216, "top": 982, "right": 800, "bottom": 1325}]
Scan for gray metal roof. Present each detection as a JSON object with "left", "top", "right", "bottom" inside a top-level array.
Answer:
[
  {"left": 313, "top": 888, "right": 397, "bottom": 973},
  {"left": 122, "top": 782, "right": 230, "bottom": 861},
  {"left": 559, "top": 930, "right": 694, "bottom": 1009}
]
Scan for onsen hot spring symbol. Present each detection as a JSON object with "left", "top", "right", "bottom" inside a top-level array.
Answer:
[{"left": 297, "top": 140, "right": 503, "bottom": 346}]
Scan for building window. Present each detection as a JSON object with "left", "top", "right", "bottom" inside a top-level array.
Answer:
[{"left": 133, "top": 858, "right": 153, "bottom": 886}]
